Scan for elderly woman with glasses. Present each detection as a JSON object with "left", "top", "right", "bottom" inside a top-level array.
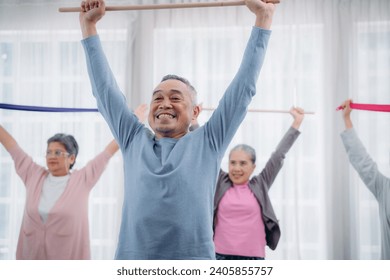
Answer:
[{"left": 0, "top": 104, "right": 148, "bottom": 260}]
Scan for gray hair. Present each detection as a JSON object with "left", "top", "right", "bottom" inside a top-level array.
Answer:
[
  {"left": 161, "top": 74, "right": 198, "bottom": 105},
  {"left": 47, "top": 133, "right": 79, "bottom": 169},
  {"left": 229, "top": 144, "right": 256, "bottom": 164}
]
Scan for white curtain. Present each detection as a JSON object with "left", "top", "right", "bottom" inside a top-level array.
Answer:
[{"left": 0, "top": 0, "right": 389, "bottom": 260}]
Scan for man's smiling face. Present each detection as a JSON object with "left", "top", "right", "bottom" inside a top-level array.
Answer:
[{"left": 149, "top": 79, "right": 199, "bottom": 139}]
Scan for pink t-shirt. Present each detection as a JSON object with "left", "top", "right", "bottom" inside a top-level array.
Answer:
[{"left": 214, "top": 183, "right": 266, "bottom": 258}]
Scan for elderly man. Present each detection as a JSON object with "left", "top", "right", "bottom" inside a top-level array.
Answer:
[{"left": 79, "top": 0, "right": 277, "bottom": 259}]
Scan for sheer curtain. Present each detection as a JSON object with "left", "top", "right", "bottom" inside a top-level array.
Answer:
[{"left": 1, "top": 0, "right": 389, "bottom": 260}]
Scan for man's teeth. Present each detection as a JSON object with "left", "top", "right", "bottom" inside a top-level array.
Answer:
[{"left": 158, "top": 114, "right": 174, "bottom": 119}]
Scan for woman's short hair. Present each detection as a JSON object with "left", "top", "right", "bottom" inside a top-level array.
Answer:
[
  {"left": 47, "top": 133, "right": 79, "bottom": 169},
  {"left": 229, "top": 144, "right": 256, "bottom": 164}
]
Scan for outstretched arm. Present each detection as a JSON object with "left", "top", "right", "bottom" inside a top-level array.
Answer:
[
  {"left": 103, "top": 104, "right": 149, "bottom": 156},
  {"left": 246, "top": 0, "right": 276, "bottom": 30},
  {"left": 339, "top": 99, "right": 353, "bottom": 129},
  {"left": 290, "top": 106, "right": 305, "bottom": 130},
  {"left": 253, "top": 108, "right": 302, "bottom": 190},
  {"left": 340, "top": 126, "right": 387, "bottom": 199},
  {"left": 79, "top": 0, "right": 105, "bottom": 39},
  {"left": 339, "top": 99, "right": 387, "bottom": 199},
  {"left": 104, "top": 140, "right": 119, "bottom": 156},
  {"left": 80, "top": 0, "right": 143, "bottom": 148},
  {"left": 0, "top": 125, "right": 17, "bottom": 152},
  {"left": 204, "top": 1, "right": 277, "bottom": 154}
]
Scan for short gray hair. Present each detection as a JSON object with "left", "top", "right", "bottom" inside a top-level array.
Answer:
[
  {"left": 161, "top": 74, "right": 198, "bottom": 105},
  {"left": 229, "top": 144, "right": 256, "bottom": 164},
  {"left": 47, "top": 133, "right": 79, "bottom": 169}
]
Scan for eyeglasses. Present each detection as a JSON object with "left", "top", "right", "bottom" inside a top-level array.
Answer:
[{"left": 45, "top": 150, "right": 70, "bottom": 158}]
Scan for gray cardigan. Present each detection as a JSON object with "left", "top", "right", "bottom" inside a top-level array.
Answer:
[{"left": 214, "top": 126, "right": 301, "bottom": 250}]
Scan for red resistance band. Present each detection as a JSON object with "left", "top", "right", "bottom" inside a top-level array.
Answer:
[{"left": 336, "top": 102, "right": 390, "bottom": 112}]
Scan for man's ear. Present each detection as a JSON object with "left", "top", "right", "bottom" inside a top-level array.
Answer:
[{"left": 192, "top": 104, "right": 201, "bottom": 119}]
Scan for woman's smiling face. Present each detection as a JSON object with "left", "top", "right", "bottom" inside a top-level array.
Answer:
[{"left": 228, "top": 149, "right": 256, "bottom": 185}]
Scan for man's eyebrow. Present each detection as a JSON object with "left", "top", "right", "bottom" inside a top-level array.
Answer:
[{"left": 152, "top": 89, "right": 184, "bottom": 95}]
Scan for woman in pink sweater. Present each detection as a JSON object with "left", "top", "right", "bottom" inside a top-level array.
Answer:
[{"left": 0, "top": 105, "right": 147, "bottom": 260}]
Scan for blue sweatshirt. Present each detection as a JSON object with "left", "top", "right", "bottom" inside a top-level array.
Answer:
[{"left": 82, "top": 27, "right": 271, "bottom": 259}]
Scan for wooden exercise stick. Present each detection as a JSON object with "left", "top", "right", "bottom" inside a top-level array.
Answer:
[{"left": 59, "top": 0, "right": 280, "bottom": 13}]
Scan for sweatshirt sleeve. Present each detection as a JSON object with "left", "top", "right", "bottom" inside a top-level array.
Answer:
[
  {"left": 340, "top": 128, "right": 388, "bottom": 200},
  {"left": 75, "top": 150, "right": 113, "bottom": 191},
  {"left": 203, "top": 27, "right": 271, "bottom": 155},
  {"left": 81, "top": 35, "right": 144, "bottom": 149},
  {"left": 252, "top": 126, "right": 300, "bottom": 191},
  {"left": 9, "top": 144, "right": 47, "bottom": 189}
]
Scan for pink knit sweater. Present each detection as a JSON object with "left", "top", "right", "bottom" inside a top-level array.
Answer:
[{"left": 10, "top": 145, "right": 112, "bottom": 260}]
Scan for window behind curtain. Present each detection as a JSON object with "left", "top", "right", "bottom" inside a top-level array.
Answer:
[
  {"left": 153, "top": 25, "right": 327, "bottom": 259},
  {"left": 0, "top": 30, "right": 126, "bottom": 260}
]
